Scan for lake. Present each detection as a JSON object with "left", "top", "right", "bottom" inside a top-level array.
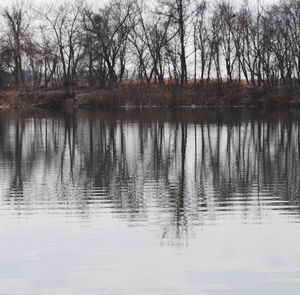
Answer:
[{"left": 0, "top": 109, "right": 300, "bottom": 295}]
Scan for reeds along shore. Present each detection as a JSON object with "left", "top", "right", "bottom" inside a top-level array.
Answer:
[{"left": 1, "top": 82, "right": 300, "bottom": 110}]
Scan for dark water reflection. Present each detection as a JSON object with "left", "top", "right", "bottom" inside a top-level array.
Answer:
[{"left": 1, "top": 109, "right": 300, "bottom": 294}]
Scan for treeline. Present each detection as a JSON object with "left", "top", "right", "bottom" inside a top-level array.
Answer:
[{"left": 1, "top": 0, "right": 300, "bottom": 95}]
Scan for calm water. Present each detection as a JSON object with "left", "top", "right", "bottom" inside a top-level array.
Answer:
[{"left": 0, "top": 109, "right": 300, "bottom": 294}]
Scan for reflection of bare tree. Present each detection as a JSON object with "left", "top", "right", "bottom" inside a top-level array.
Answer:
[{"left": 1, "top": 110, "right": 300, "bottom": 240}]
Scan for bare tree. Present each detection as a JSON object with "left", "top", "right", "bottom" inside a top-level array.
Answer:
[
  {"left": 159, "top": 0, "right": 194, "bottom": 84},
  {"left": 44, "top": 1, "right": 83, "bottom": 96},
  {"left": 84, "top": 0, "right": 138, "bottom": 85},
  {"left": 1, "top": 1, "right": 32, "bottom": 87}
]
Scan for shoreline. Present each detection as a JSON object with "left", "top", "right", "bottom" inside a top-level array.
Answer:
[{"left": 1, "top": 83, "right": 300, "bottom": 110}]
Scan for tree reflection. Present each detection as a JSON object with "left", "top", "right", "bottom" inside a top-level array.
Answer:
[{"left": 0, "top": 110, "right": 300, "bottom": 240}]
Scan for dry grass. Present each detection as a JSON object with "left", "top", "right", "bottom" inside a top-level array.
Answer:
[
  {"left": 0, "top": 88, "right": 68, "bottom": 109},
  {"left": 75, "top": 83, "right": 300, "bottom": 109},
  {"left": 1, "top": 83, "right": 300, "bottom": 109}
]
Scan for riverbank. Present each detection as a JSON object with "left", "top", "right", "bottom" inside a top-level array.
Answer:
[{"left": 1, "top": 83, "right": 300, "bottom": 109}]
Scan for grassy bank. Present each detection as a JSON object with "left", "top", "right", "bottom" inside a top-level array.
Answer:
[{"left": 1, "top": 83, "right": 300, "bottom": 110}]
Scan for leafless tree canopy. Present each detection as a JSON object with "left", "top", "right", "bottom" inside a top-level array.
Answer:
[{"left": 1, "top": 0, "right": 300, "bottom": 93}]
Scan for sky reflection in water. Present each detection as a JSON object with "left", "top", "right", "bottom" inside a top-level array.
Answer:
[{"left": 0, "top": 109, "right": 300, "bottom": 294}]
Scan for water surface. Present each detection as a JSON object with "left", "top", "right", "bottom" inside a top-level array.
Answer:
[{"left": 0, "top": 109, "right": 300, "bottom": 294}]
